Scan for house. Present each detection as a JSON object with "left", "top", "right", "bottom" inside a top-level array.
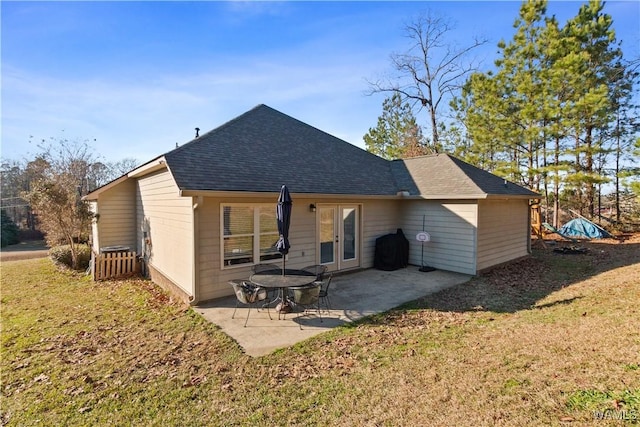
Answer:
[{"left": 84, "top": 104, "right": 539, "bottom": 304}]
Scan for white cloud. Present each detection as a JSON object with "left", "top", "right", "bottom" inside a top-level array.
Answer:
[{"left": 1, "top": 42, "right": 387, "bottom": 163}]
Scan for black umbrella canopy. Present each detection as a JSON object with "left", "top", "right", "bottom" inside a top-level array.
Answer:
[{"left": 276, "top": 185, "right": 292, "bottom": 273}]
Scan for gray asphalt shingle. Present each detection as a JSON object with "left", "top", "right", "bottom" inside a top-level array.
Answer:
[
  {"left": 391, "top": 155, "right": 539, "bottom": 198},
  {"left": 157, "top": 104, "right": 538, "bottom": 199},
  {"left": 164, "top": 104, "right": 398, "bottom": 195}
]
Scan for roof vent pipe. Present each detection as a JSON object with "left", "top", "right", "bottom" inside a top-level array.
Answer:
[{"left": 195, "top": 127, "right": 200, "bottom": 138}]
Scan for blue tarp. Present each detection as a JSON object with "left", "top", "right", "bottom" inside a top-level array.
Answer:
[{"left": 558, "top": 218, "right": 612, "bottom": 239}]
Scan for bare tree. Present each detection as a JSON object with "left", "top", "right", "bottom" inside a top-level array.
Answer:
[
  {"left": 4, "top": 136, "right": 139, "bottom": 248},
  {"left": 23, "top": 138, "right": 98, "bottom": 269},
  {"left": 86, "top": 158, "right": 140, "bottom": 190},
  {"left": 368, "top": 11, "right": 487, "bottom": 151},
  {"left": 105, "top": 158, "right": 139, "bottom": 182}
]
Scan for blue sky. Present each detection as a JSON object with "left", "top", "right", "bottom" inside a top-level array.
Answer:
[{"left": 2, "top": 1, "right": 639, "bottom": 164}]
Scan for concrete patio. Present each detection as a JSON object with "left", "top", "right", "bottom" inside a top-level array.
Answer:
[{"left": 194, "top": 267, "right": 471, "bottom": 357}]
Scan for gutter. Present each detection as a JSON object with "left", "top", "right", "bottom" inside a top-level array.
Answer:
[
  {"left": 189, "top": 196, "right": 203, "bottom": 306},
  {"left": 178, "top": 189, "right": 402, "bottom": 200}
]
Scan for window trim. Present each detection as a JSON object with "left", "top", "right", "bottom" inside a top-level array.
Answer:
[{"left": 220, "top": 203, "right": 282, "bottom": 270}]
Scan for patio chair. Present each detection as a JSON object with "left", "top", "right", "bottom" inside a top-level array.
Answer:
[
  {"left": 301, "top": 264, "right": 328, "bottom": 281},
  {"left": 290, "top": 282, "right": 322, "bottom": 329},
  {"left": 229, "top": 280, "right": 271, "bottom": 327},
  {"left": 318, "top": 274, "right": 333, "bottom": 312}
]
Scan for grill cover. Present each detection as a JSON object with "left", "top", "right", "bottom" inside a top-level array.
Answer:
[{"left": 374, "top": 228, "right": 409, "bottom": 271}]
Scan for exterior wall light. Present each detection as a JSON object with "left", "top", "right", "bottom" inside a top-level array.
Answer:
[{"left": 309, "top": 203, "right": 316, "bottom": 212}]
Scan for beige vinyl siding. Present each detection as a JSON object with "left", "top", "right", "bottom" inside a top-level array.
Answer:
[
  {"left": 93, "top": 179, "right": 137, "bottom": 252},
  {"left": 196, "top": 197, "right": 317, "bottom": 301},
  {"left": 196, "top": 197, "right": 220, "bottom": 301},
  {"left": 136, "top": 170, "right": 194, "bottom": 297},
  {"left": 287, "top": 199, "right": 317, "bottom": 268},
  {"left": 401, "top": 200, "right": 478, "bottom": 275},
  {"left": 361, "top": 199, "right": 400, "bottom": 268},
  {"left": 196, "top": 196, "right": 401, "bottom": 301},
  {"left": 476, "top": 199, "right": 530, "bottom": 271},
  {"left": 303, "top": 198, "right": 399, "bottom": 270}
]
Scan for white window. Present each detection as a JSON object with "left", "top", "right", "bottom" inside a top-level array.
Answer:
[{"left": 222, "top": 204, "right": 282, "bottom": 268}]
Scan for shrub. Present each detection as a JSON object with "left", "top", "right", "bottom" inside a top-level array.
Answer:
[
  {"left": 49, "top": 244, "right": 92, "bottom": 271},
  {"left": 1, "top": 210, "right": 20, "bottom": 247}
]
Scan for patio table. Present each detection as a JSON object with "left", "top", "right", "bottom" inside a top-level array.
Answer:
[{"left": 250, "top": 269, "right": 316, "bottom": 315}]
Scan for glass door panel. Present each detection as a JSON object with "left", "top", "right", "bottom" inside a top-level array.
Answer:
[
  {"left": 317, "top": 205, "right": 360, "bottom": 271},
  {"left": 342, "top": 207, "right": 356, "bottom": 261},
  {"left": 319, "top": 207, "right": 336, "bottom": 265},
  {"left": 338, "top": 205, "right": 360, "bottom": 270}
]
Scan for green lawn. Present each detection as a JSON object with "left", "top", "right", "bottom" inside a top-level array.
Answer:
[{"left": 2, "top": 239, "right": 639, "bottom": 426}]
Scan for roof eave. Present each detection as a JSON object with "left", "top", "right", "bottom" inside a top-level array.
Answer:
[
  {"left": 82, "top": 156, "right": 171, "bottom": 201},
  {"left": 410, "top": 193, "right": 490, "bottom": 200},
  {"left": 485, "top": 193, "right": 540, "bottom": 199},
  {"left": 82, "top": 175, "right": 129, "bottom": 201},
  {"left": 409, "top": 193, "right": 539, "bottom": 200},
  {"left": 179, "top": 189, "right": 400, "bottom": 199},
  {"left": 128, "top": 156, "right": 168, "bottom": 178},
  {"left": 178, "top": 189, "right": 538, "bottom": 200}
]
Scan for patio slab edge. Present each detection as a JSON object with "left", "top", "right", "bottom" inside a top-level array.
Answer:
[{"left": 195, "top": 267, "right": 472, "bottom": 357}]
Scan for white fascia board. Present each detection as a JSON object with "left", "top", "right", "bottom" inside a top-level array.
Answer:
[{"left": 127, "top": 156, "right": 167, "bottom": 178}]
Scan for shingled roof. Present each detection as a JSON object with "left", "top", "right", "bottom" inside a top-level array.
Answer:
[
  {"left": 113, "top": 104, "right": 537, "bottom": 199},
  {"left": 164, "top": 104, "right": 398, "bottom": 195},
  {"left": 390, "top": 155, "right": 539, "bottom": 199}
]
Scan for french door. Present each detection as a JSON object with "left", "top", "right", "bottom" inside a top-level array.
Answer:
[{"left": 318, "top": 205, "right": 360, "bottom": 271}]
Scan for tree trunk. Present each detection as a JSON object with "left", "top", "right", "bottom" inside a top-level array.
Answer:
[
  {"left": 554, "top": 135, "right": 561, "bottom": 228},
  {"left": 615, "top": 112, "right": 621, "bottom": 223},
  {"left": 427, "top": 92, "right": 440, "bottom": 151},
  {"left": 584, "top": 125, "right": 594, "bottom": 218}
]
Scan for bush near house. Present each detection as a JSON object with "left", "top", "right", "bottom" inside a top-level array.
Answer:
[{"left": 48, "top": 244, "right": 91, "bottom": 270}]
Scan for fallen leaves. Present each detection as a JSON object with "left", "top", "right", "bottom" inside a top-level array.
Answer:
[
  {"left": 182, "top": 374, "right": 207, "bottom": 388},
  {"left": 3, "top": 233, "right": 639, "bottom": 426},
  {"left": 33, "top": 373, "right": 49, "bottom": 383}
]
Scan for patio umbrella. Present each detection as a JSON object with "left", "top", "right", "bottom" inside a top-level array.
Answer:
[{"left": 276, "top": 184, "right": 292, "bottom": 275}]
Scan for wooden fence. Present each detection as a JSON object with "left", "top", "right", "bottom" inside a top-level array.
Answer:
[{"left": 93, "top": 251, "right": 141, "bottom": 281}]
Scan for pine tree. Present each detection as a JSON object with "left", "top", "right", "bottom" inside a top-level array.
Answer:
[
  {"left": 364, "top": 93, "right": 429, "bottom": 160},
  {"left": 493, "top": 0, "right": 549, "bottom": 189},
  {"left": 453, "top": 72, "right": 510, "bottom": 174},
  {"left": 452, "top": 0, "right": 549, "bottom": 188},
  {"left": 561, "top": 0, "right": 622, "bottom": 216},
  {"left": 452, "top": 0, "right": 634, "bottom": 222}
]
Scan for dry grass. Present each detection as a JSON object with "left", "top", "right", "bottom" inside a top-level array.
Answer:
[{"left": 1, "top": 235, "right": 639, "bottom": 426}]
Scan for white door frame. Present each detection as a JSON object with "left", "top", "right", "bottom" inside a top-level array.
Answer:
[{"left": 317, "top": 204, "right": 360, "bottom": 271}]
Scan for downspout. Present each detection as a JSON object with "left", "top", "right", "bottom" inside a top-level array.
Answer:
[{"left": 189, "top": 196, "right": 203, "bottom": 306}]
